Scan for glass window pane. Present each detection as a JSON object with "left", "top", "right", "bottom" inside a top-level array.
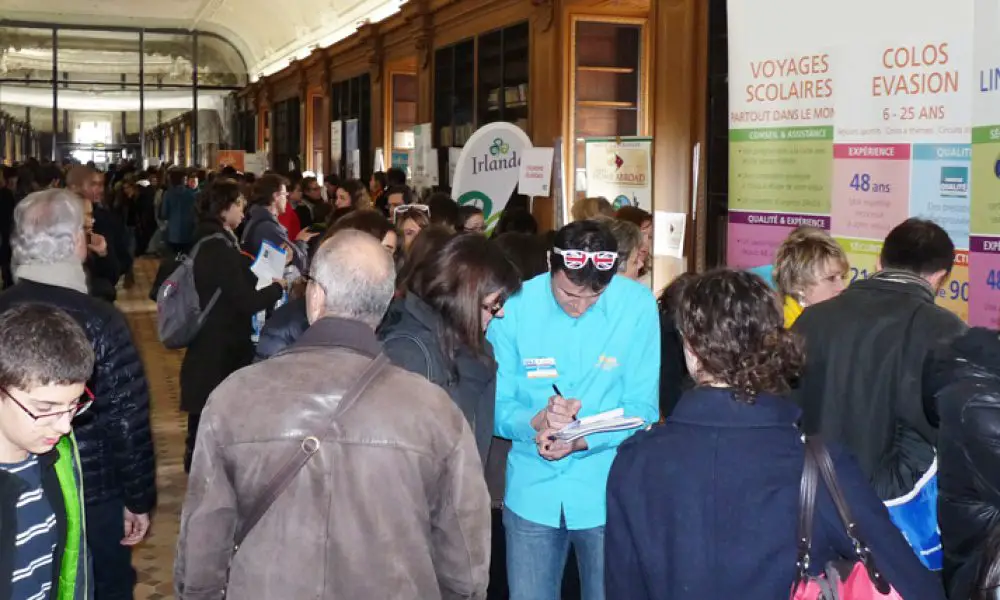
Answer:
[
  {"left": 144, "top": 33, "right": 195, "bottom": 88},
  {"left": 55, "top": 29, "right": 139, "bottom": 164},
  {"left": 1, "top": 26, "right": 55, "bottom": 162},
  {"left": 196, "top": 90, "right": 235, "bottom": 168},
  {"left": 1, "top": 26, "right": 55, "bottom": 85},
  {"left": 197, "top": 36, "right": 248, "bottom": 88}
]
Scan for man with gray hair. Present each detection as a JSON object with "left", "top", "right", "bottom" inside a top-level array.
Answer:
[
  {"left": 176, "top": 230, "right": 491, "bottom": 600},
  {"left": 0, "top": 189, "right": 156, "bottom": 600}
]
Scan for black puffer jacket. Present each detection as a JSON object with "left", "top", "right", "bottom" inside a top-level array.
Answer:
[
  {"left": 254, "top": 296, "right": 309, "bottom": 362},
  {"left": 0, "top": 280, "right": 157, "bottom": 513},
  {"left": 927, "top": 327, "right": 1000, "bottom": 600},
  {"left": 792, "top": 271, "right": 966, "bottom": 500}
]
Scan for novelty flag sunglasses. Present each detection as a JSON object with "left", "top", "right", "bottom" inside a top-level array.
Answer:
[{"left": 553, "top": 247, "right": 618, "bottom": 271}]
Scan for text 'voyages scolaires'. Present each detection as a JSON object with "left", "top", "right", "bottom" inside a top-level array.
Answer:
[{"left": 732, "top": 54, "right": 835, "bottom": 124}]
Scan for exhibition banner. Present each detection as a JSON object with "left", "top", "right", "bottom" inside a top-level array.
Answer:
[
  {"left": 727, "top": 0, "right": 977, "bottom": 322},
  {"left": 216, "top": 150, "right": 245, "bottom": 172},
  {"left": 451, "top": 122, "right": 533, "bottom": 231},
  {"left": 584, "top": 137, "right": 653, "bottom": 211},
  {"left": 970, "top": 0, "right": 1000, "bottom": 327}
]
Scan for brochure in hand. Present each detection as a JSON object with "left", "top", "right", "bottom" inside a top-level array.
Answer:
[{"left": 553, "top": 408, "right": 645, "bottom": 442}]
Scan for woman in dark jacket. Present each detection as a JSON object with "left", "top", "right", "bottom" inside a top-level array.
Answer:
[
  {"left": 928, "top": 327, "right": 1000, "bottom": 600},
  {"left": 605, "top": 269, "right": 943, "bottom": 600},
  {"left": 378, "top": 233, "right": 521, "bottom": 463},
  {"left": 180, "top": 179, "right": 285, "bottom": 472}
]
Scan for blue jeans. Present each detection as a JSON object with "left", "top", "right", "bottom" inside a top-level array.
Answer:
[
  {"left": 504, "top": 506, "right": 605, "bottom": 600},
  {"left": 86, "top": 498, "right": 136, "bottom": 599}
]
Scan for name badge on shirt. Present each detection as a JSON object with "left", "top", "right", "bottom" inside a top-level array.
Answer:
[{"left": 524, "top": 357, "right": 559, "bottom": 379}]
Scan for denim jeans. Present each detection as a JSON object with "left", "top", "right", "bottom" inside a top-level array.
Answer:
[
  {"left": 503, "top": 506, "right": 605, "bottom": 600},
  {"left": 86, "top": 498, "right": 136, "bottom": 600}
]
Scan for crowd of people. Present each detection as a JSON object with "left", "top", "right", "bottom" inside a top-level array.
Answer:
[{"left": 0, "top": 155, "right": 998, "bottom": 600}]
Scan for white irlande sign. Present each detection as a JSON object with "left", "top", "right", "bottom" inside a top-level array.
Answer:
[{"left": 451, "top": 123, "right": 533, "bottom": 230}]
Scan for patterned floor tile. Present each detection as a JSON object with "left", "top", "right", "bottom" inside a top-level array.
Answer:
[{"left": 119, "top": 258, "right": 185, "bottom": 600}]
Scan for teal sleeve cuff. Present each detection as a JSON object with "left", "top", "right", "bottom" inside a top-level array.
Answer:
[{"left": 495, "top": 406, "right": 539, "bottom": 443}]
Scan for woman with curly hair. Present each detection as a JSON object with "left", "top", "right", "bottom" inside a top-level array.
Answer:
[{"left": 604, "top": 269, "right": 942, "bottom": 600}]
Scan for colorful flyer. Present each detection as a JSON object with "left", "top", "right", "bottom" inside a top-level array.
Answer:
[
  {"left": 833, "top": 237, "right": 882, "bottom": 285},
  {"left": 584, "top": 138, "right": 653, "bottom": 211},
  {"left": 830, "top": 143, "right": 911, "bottom": 241},
  {"left": 938, "top": 250, "right": 970, "bottom": 322},
  {"left": 728, "top": 0, "right": 979, "bottom": 322},
  {"left": 728, "top": 211, "right": 830, "bottom": 269},
  {"left": 970, "top": 237, "right": 1000, "bottom": 328},
  {"left": 910, "top": 144, "right": 971, "bottom": 248},
  {"left": 729, "top": 127, "right": 833, "bottom": 215}
]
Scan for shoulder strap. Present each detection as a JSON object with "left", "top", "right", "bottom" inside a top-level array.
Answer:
[
  {"left": 808, "top": 437, "right": 859, "bottom": 543},
  {"left": 241, "top": 217, "right": 265, "bottom": 250},
  {"left": 795, "top": 435, "right": 820, "bottom": 579},
  {"left": 187, "top": 233, "right": 229, "bottom": 261},
  {"left": 383, "top": 332, "right": 434, "bottom": 380},
  {"left": 807, "top": 437, "right": 893, "bottom": 592},
  {"left": 232, "top": 353, "right": 390, "bottom": 551}
]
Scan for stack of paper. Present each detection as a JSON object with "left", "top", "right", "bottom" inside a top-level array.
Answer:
[
  {"left": 553, "top": 408, "right": 646, "bottom": 442},
  {"left": 250, "top": 241, "right": 287, "bottom": 290}
]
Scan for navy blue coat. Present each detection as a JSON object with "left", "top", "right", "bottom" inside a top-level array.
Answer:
[{"left": 605, "top": 388, "right": 944, "bottom": 600}]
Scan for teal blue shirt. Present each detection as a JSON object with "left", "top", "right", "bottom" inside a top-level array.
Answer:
[
  {"left": 488, "top": 272, "right": 660, "bottom": 529},
  {"left": 748, "top": 264, "right": 776, "bottom": 289}
]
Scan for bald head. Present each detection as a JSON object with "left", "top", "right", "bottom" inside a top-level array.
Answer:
[{"left": 306, "top": 229, "right": 396, "bottom": 327}]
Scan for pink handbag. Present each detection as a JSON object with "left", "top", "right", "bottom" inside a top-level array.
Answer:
[{"left": 790, "top": 437, "right": 904, "bottom": 600}]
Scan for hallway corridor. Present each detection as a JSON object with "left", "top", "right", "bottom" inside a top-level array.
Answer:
[{"left": 118, "top": 258, "right": 186, "bottom": 600}]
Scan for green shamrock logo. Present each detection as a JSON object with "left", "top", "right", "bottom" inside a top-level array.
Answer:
[{"left": 489, "top": 137, "right": 510, "bottom": 156}]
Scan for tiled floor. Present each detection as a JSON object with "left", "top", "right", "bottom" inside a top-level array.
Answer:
[{"left": 118, "top": 258, "right": 185, "bottom": 600}]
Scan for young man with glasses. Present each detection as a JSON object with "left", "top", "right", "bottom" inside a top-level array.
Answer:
[
  {"left": 0, "top": 303, "right": 96, "bottom": 600},
  {"left": 0, "top": 189, "right": 156, "bottom": 600},
  {"left": 488, "top": 220, "right": 660, "bottom": 600}
]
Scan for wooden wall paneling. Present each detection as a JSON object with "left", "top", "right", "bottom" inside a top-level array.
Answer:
[
  {"left": 649, "top": 0, "right": 708, "bottom": 291},
  {"left": 562, "top": 13, "right": 650, "bottom": 220},
  {"left": 364, "top": 23, "right": 386, "bottom": 168},
  {"left": 528, "top": 0, "right": 563, "bottom": 233},
  {"left": 405, "top": 0, "right": 435, "bottom": 124},
  {"left": 431, "top": 0, "right": 531, "bottom": 49}
]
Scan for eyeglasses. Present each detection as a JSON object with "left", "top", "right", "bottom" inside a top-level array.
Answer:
[
  {"left": 2, "top": 385, "right": 94, "bottom": 422},
  {"left": 482, "top": 300, "right": 504, "bottom": 316},
  {"left": 553, "top": 248, "right": 619, "bottom": 271},
  {"left": 393, "top": 204, "right": 430, "bottom": 223}
]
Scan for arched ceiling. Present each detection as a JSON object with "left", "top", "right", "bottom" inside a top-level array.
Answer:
[{"left": 2, "top": 0, "right": 405, "bottom": 80}]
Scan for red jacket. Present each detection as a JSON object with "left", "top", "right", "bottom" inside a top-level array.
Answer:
[{"left": 278, "top": 206, "right": 301, "bottom": 241}]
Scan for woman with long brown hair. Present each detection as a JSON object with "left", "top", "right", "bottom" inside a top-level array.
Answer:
[{"left": 378, "top": 233, "right": 521, "bottom": 463}]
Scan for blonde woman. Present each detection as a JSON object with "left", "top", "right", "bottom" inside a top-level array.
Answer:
[{"left": 772, "top": 227, "right": 849, "bottom": 327}]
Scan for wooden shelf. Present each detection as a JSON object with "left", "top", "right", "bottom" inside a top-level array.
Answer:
[
  {"left": 578, "top": 66, "right": 635, "bottom": 74},
  {"left": 577, "top": 100, "right": 637, "bottom": 109}
]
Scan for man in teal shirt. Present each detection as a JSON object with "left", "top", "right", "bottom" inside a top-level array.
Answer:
[{"left": 489, "top": 220, "right": 660, "bottom": 600}]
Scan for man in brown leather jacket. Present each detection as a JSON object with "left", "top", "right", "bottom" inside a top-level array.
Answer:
[{"left": 174, "top": 230, "right": 491, "bottom": 599}]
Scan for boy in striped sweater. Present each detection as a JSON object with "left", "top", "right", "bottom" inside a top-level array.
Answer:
[{"left": 0, "top": 304, "right": 95, "bottom": 600}]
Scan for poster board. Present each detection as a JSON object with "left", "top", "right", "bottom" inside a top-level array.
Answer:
[
  {"left": 451, "top": 122, "right": 534, "bottom": 231},
  {"left": 727, "top": 0, "right": 978, "bottom": 322},
  {"left": 216, "top": 150, "right": 245, "bottom": 172},
  {"left": 584, "top": 138, "right": 653, "bottom": 211}
]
